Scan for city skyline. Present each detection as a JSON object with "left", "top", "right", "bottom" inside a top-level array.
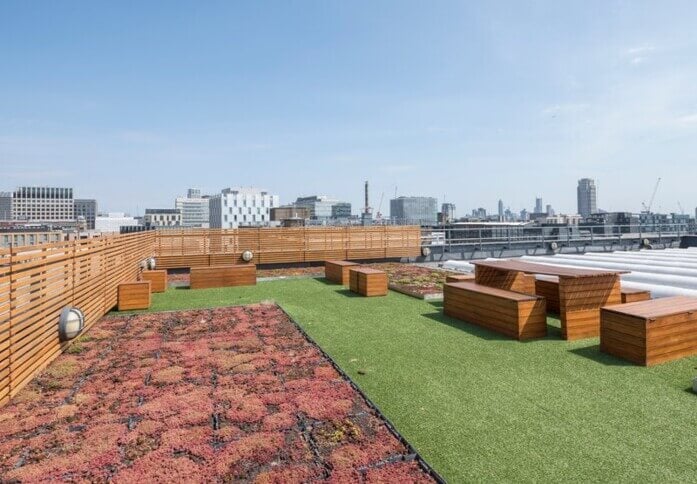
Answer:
[{"left": 2, "top": 2, "right": 697, "bottom": 214}]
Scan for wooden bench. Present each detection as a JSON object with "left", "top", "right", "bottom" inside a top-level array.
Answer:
[
  {"left": 325, "top": 260, "right": 360, "bottom": 285},
  {"left": 446, "top": 273, "right": 475, "bottom": 283},
  {"left": 189, "top": 264, "right": 256, "bottom": 289},
  {"left": 600, "top": 297, "right": 697, "bottom": 366},
  {"left": 141, "top": 270, "right": 167, "bottom": 293},
  {"left": 349, "top": 267, "right": 388, "bottom": 297},
  {"left": 621, "top": 287, "right": 651, "bottom": 303},
  {"left": 444, "top": 282, "right": 547, "bottom": 340},
  {"left": 118, "top": 281, "right": 151, "bottom": 311}
]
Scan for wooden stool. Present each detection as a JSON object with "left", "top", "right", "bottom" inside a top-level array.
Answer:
[
  {"left": 349, "top": 267, "right": 388, "bottom": 297},
  {"left": 325, "top": 260, "right": 360, "bottom": 285}
]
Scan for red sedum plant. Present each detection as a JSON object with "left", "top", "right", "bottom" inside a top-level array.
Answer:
[{"left": 0, "top": 303, "right": 435, "bottom": 482}]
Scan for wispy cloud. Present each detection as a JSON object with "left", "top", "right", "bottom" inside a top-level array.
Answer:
[
  {"left": 625, "top": 44, "right": 655, "bottom": 65},
  {"left": 676, "top": 113, "right": 697, "bottom": 124}
]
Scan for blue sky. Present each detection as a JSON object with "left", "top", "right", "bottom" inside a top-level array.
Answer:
[{"left": 2, "top": 1, "right": 697, "bottom": 216}]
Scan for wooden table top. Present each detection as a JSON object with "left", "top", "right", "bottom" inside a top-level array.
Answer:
[
  {"left": 325, "top": 260, "right": 359, "bottom": 266},
  {"left": 603, "top": 296, "right": 697, "bottom": 320},
  {"left": 471, "top": 259, "right": 629, "bottom": 278},
  {"left": 349, "top": 267, "right": 386, "bottom": 275}
]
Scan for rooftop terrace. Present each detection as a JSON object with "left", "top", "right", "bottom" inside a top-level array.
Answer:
[{"left": 3, "top": 276, "right": 696, "bottom": 481}]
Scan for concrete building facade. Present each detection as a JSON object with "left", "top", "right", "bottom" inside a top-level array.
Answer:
[
  {"left": 11, "top": 187, "right": 75, "bottom": 225},
  {"left": 175, "top": 189, "right": 210, "bottom": 228},
  {"left": 209, "top": 187, "right": 279, "bottom": 229},
  {"left": 144, "top": 209, "right": 182, "bottom": 228}
]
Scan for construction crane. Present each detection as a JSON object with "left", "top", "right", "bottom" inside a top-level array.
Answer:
[
  {"left": 641, "top": 177, "right": 661, "bottom": 213},
  {"left": 375, "top": 192, "right": 385, "bottom": 221}
]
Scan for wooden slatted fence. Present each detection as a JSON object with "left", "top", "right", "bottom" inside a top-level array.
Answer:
[
  {"left": 0, "top": 232, "right": 155, "bottom": 406},
  {"left": 0, "top": 226, "right": 421, "bottom": 406},
  {"left": 153, "top": 226, "right": 421, "bottom": 269}
]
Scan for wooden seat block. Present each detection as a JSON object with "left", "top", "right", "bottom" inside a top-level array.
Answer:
[
  {"left": 601, "top": 296, "right": 697, "bottom": 366},
  {"left": 118, "top": 281, "right": 151, "bottom": 311},
  {"left": 325, "top": 260, "right": 360, "bottom": 285},
  {"left": 190, "top": 265, "right": 256, "bottom": 289},
  {"left": 446, "top": 274, "right": 475, "bottom": 283},
  {"left": 444, "top": 282, "right": 547, "bottom": 340},
  {"left": 141, "top": 270, "right": 167, "bottom": 293},
  {"left": 349, "top": 267, "right": 388, "bottom": 297},
  {"left": 621, "top": 288, "right": 651, "bottom": 303},
  {"left": 535, "top": 278, "right": 560, "bottom": 314}
]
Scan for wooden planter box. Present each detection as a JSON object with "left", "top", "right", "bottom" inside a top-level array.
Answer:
[
  {"left": 325, "top": 260, "right": 359, "bottom": 285},
  {"left": 189, "top": 264, "right": 256, "bottom": 289},
  {"left": 446, "top": 274, "right": 475, "bottom": 283},
  {"left": 349, "top": 267, "right": 388, "bottom": 297},
  {"left": 600, "top": 296, "right": 697, "bottom": 366},
  {"left": 141, "top": 270, "right": 167, "bottom": 293},
  {"left": 444, "top": 282, "right": 547, "bottom": 340},
  {"left": 118, "top": 281, "right": 151, "bottom": 311},
  {"left": 621, "top": 288, "right": 651, "bottom": 303}
]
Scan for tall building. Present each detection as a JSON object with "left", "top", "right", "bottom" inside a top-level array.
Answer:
[
  {"left": 441, "top": 203, "right": 456, "bottom": 223},
  {"left": 390, "top": 196, "right": 437, "bottom": 225},
  {"left": 144, "top": 209, "right": 182, "bottom": 228},
  {"left": 209, "top": 187, "right": 279, "bottom": 229},
  {"left": 577, "top": 178, "right": 597, "bottom": 218},
  {"left": 11, "top": 187, "right": 75, "bottom": 225},
  {"left": 498, "top": 199, "right": 504, "bottom": 221},
  {"left": 95, "top": 212, "right": 141, "bottom": 233},
  {"left": 471, "top": 207, "right": 487, "bottom": 219},
  {"left": 74, "top": 199, "right": 97, "bottom": 230},
  {"left": 175, "top": 188, "right": 210, "bottom": 228},
  {"left": 534, "top": 197, "right": 543, "bottom": 214},
  {"left": 295, "top": 196, "right": 351, "bottom": 220},
  {"left": 546, "top": 204, "right": 555, "bottom": 216},
  {"left": 0, "top": 192, "right": 12, "bottom": 221}
]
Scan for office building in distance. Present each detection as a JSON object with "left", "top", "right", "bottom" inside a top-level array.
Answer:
[
  {"left": 74, "top": 199, "right": 97, "bottom": 230},
  {"left": 209, "top": 187, "right": 279, "bottom": 229},
  {"left": 390, "top": 196, "right": 438, "bottom": 225},
  {"left": 144, "top": 208, "right": 182, "bottom": 228},
  {"left": 10, "top": 186, "right": 75, "bottom": 225},
  {"left": 175, "top": 188, "right": 210, "bottom": 228},
  {"left": 577, "top": 178, "right": 598, "bottom": 218},
  {"left": 95, "top": 213, "right": 141, "bottom": 233},
  {"left": 294, "top": 196, "right": 351, "bottom": 221}
]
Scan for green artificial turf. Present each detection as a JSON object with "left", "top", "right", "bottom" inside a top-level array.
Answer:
[{"left": 123, "top": 279, "right": 697, "bottom": 483}]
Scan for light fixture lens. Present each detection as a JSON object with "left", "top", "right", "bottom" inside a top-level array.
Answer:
[
  {"left": 59, "top": 307, "right": 85, "bottom": 341},
  {"left": 242, "top": 250, "right": 254, "bottom": 262}
]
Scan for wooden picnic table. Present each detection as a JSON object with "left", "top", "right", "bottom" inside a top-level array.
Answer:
[{"left": 471, "top": 259, "right": 628, "bottom": 340}]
